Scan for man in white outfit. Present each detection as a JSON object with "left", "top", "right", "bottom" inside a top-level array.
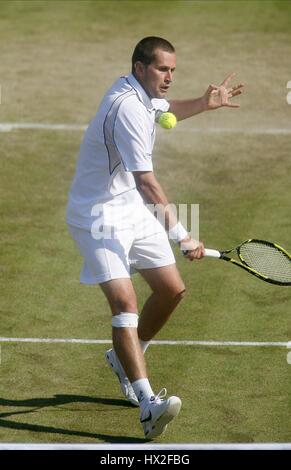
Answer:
[{"left": 67, "top": 37, "right": 243, "bottom": 439}]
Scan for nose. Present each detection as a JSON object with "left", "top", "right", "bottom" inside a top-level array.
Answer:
[{"left": 165, "top": 70, "right": 173, "bottom": 83}]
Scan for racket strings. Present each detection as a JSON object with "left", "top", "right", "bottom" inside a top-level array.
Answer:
[{"left": 239, "top": 242, "right": 291, "bottom": 283}]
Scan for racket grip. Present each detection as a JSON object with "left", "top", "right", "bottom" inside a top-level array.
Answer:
[
  {"left": 182, "top": 248, "right": 221, "bottom": 258},
  {"left": 204, "top": 248, "right": 221, "bottom": 258}
]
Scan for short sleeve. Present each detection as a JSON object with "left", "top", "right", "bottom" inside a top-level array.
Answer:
[
  {"left": 113, "top": 99, "right": 153, "bottom": 172},
  {"left": 152, "top": 98, "right": 170, "bottom": 122},
  {"left": 152, "top": 98, "right": 170, "bottom": 113}
]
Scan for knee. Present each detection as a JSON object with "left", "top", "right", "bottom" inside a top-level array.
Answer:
[
  {"left": 174, "top": 287, "right": 186, "bottom": 303},
  {"left": 109, "top": 294, "right": 138, "bottom": 315},
  {"left": 113, "top": 301, "right": 138, "bottom": 314},
  {"left": 164, "top": 282, "right": 186, "bottom": 304}
]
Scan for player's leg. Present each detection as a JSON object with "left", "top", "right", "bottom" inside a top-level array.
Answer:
[
  {"left": 100, "top": 278, "right": 147, "bottom": 382},
  {"left": 101, "top": 277, "right": 175, "bottom": 425},
  {"left": 125, "top": 224, "right": 183, "bottom": 437},
  {"left": 100, "top": 276, "right": 181, "bottom": 439},
  {"left": 67, "top": 223, "right": 149, "bottom": 405},
  {"left": 130, "top": 212, "right": 185, "bottom": 342},
  {"left": 68, "top": 211, "right": 181, "bottom": 437},
  {"left": 137, "top": 264, "right": 185, "bottom": 341}
]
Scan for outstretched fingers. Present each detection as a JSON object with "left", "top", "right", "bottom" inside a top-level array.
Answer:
[
  {"left": 220, "top": 72, "right": 236, "bottom": 88},
  {"left": 225, "top": 82, "right": 244, "bottom": 107},
  {"left": 225, "top": 101, "right": 241, "bottom": 108},
  {"left": 228, "top": 83, "right": 244, "bottom": 96}
]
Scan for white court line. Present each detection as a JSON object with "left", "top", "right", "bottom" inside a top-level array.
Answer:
[
  {"left": 0, "top": 122, "right": 291, "bottom": 134},
  {"left": 0, "top": 337, "right": 287, "bottom": 347},
  {"left": 0, "top": 443, "right": 290, "bottom": 450},
  {"left": 0, "top": 122, "right": 87, "bottom": 132}
]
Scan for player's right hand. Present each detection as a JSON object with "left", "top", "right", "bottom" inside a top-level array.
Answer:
[{"left": 180, "top": 237, "right": 205, "bottom": 260}]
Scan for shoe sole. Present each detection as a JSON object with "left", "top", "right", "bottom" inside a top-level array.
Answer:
[
  {"left": 105, "top": 351, "right": 139, "bottom": 407},
  {"left": 145, "top": 397, "right": 182, "bottom": 439}
]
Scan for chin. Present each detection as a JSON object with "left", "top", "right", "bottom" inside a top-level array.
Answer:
[{"left": 156, "top": 91, "right": 167, "bottom": 99}]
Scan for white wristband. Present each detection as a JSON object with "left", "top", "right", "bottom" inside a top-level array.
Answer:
[{"left": 168, "top": 222, "right": 188, "bottom": 243}]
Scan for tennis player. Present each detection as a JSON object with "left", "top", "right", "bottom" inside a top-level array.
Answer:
[{"left": 66, "top": 37, "right": 243, "bottom": 439}]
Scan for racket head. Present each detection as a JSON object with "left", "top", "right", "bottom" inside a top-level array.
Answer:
[{"left": 237, "top": 239, "right": 291, "bottom": 286}]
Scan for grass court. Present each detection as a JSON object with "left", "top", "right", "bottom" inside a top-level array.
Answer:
[{"left": 0, "top": 0, "right": 291, "bottom": 444}]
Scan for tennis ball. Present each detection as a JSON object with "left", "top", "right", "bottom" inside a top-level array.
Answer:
[{"left": 158, "top": 112, "right": 177, "bottom": 129}]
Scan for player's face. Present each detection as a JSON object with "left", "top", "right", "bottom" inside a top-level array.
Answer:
[{"left": 137, "top": 49, "right": 176, "bottom": 99}]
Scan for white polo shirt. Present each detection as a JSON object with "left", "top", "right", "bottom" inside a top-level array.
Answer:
[{"left": 66, "top": 73, "right": 169, "bottom": 229}]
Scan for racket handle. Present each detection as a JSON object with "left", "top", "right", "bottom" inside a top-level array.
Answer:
[
  {"left": 182, "top": 248, "right": 221, "bottom": 258},
  {"left": 204, "top": 248, "right": 221, "bottom": 258}
]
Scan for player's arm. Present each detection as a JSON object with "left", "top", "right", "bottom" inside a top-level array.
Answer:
[
  {"left": 168, "top": 73, "right": 244, "bottom": 121},
  {"left": 133, "top": 171, "right": 204, "bottom": 260},
  {"left": 168, "top": 97, "right": 206, "bottom": 121}
]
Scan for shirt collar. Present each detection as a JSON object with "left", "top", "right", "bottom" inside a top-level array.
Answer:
[{"left": 126, "top": 73, "right": 154, "bottom": 111}]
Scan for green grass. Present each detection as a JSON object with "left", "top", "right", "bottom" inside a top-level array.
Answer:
[
  {"left": 0, "top": 0, "right": 291, "bottom": 444},
  {"left": 0, "top": 344, "right": 289, "bottom": 443}
]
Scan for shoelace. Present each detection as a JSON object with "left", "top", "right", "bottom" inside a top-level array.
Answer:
[
  {"left": 140, "top": 388, "right": 168, "bottom": 422},
  {"left": 153, "top": 388, "right": 167, "bottom": 403}
]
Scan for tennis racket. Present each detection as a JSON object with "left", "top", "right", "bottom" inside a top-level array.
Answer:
[{"left": 185, "top": 239, "right": 291, "bottom": 286}]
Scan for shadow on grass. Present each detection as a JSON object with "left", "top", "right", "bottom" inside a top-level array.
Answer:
[{"left": 0, "top": 394, "right": 145, "bottom": 443}]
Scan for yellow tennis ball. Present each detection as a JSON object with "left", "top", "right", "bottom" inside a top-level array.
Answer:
[{"left": 158, "top": 112, "right": 177, "bottom": 129}]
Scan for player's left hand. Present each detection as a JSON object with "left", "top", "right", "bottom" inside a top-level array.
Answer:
[{"left": 203, "top": 73, "right": 244, "bottom": 110}]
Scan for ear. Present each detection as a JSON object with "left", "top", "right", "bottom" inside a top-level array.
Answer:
[{"left": 134, "top": 61, "right": 145, "bottom": 76}]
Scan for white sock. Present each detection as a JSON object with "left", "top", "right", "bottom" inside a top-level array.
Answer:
[
  {"left": 132, "top": 378, "right": 154, "bottom": 408},
  {"left": 139, "top": 339, "right": 150, "bottom": 354}
]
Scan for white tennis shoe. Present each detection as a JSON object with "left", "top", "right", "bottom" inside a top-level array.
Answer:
[
  {"left": 105, "top": 348, "right": 139, "bottom": 407},
  {"left": 140, "top": 388, "right": 182, "bottom": 439}
]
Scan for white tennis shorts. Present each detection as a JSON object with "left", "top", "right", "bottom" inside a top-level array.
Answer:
[{"left": 68, "top": 192, "right": 175, "bottom": 284}]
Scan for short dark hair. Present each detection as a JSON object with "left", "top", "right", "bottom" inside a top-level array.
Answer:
[{"left": 131, "top": 37, "right": 175, "bottom": 73}]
